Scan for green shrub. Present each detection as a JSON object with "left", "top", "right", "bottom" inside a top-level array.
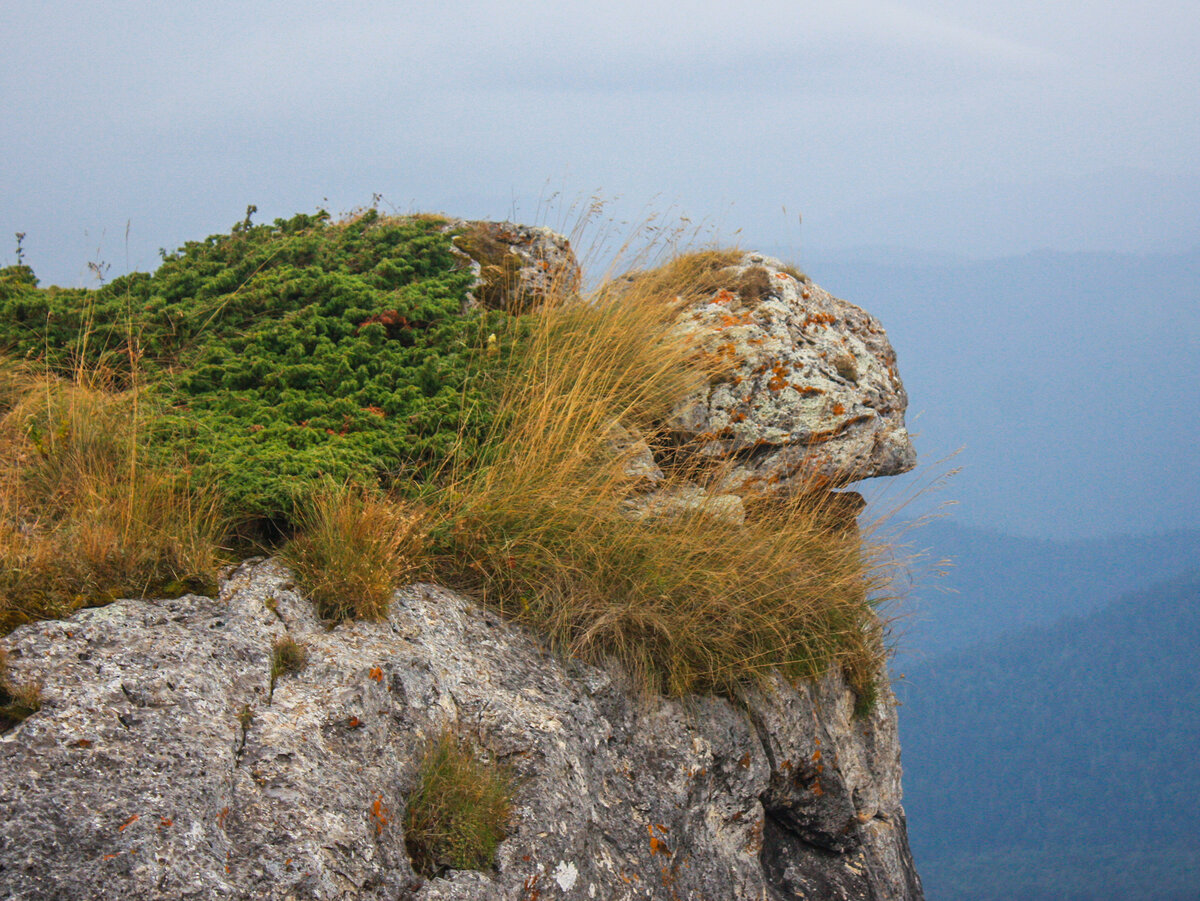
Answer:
[
  {"left": 0, "top": 210, "right": 507, "bottom": 527},
  {"left": 404, "top": 730, "right": 514, "bottom": 877}
]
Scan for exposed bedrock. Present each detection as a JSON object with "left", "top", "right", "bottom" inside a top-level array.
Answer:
[{"left": 0, "top": 560, "right": 922, "bottom": 900}]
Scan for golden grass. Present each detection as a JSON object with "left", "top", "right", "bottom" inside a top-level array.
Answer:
[
  {"left": 0, "top": 647, "right": 41, "bottom": 732},
  {"left": 434, "top": 251, "right": 893, "bottom": 701},
  {"left": 403, "top": 729, "right": 514, "bottom": 878},
  {"left": 282, "top": 486, "right": 426, "bottom": 622},
  {"left": 0, "top": 364, "right": 225, "bottom": 634}
]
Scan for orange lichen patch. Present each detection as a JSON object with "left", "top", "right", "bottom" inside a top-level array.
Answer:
[
  {"left": 217, "top": 806, "right": 230, "bottom": 828},
  {"left": 775, "top": 272, "right": 790, "bottom": 280},
  {"left": 69, "top": 738, "right": 93, "bottom": 749},
  {"left": 368, "top": 666, "right": 384, "bottom": 682},
  {"left": 744, "top": 818, "right": 765, "bottom": 853},
  {"left": 738, "top": 752, "right": 753, "bottom": 769},
  {"left": 713, "top": 288, "right": 736, "bottom": 304},
  {"left": 767, "top": 364, "right": 791, "bottom": 392},
  {"left": 102, "top": 853, "right": 120, "bottom": 861},
  {"left": 731, "top": 410, "right": 747, "bottom": 423},
  {"left": 718, "top": 311, "right": 754, "bottom": 329},
  {"left": 523, "top": 872, "right": 542, "bottom": 900},
  {"left": 118, "top": 814, "right": 139, "bottom": 832},
  {"left": 801, "top": 290, "right": 811, "bottom": 299},
  {"left": 347, "top": 716, "right": 363, "bottom": 729},
  {"left": 810, "top": 779, "right": 825, "bottom": 797},
  {"left": 811, "top": 748, "right": 822, "bottom": 763},
  {"left": 158, "top": 817, "right": 173, "bottom": 830},
  {"left": 831, "top": 403, "right": 845, "bottom": 416},
  {"left": 648, "top": 823, "right": 673, "bottom": 856},
  {"left": 791, "top": 385, "right": 824, "bottom": 397},
  {"left": 370, "top": 794, "right": 390, "bottom": 835},
  {"left": 803, "top": 312, "right": 836, "bottom": 329}
]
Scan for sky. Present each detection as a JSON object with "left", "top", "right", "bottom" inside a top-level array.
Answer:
[{"left": 3, "top": 0, "right": 1198, "bottom": 539}]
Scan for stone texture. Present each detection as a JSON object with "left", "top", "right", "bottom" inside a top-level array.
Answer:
[
  {"left": 449, "top": 220, "right": 580, "bottom": 312},
  {"left": 669, "top": 253, "right": 916, "bottom": 490},
  {"left": 0, "top": 561, "right": 921, "bottom": 900}
]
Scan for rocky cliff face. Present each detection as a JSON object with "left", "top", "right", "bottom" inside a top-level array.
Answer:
[
  {"left": 0, "top": 559, "right": 921, "bottom": 900},
  {"left": 0, "top": 230, "right": 923, "bottom": 899}
]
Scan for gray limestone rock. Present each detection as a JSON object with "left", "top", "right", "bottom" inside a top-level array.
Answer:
[
  {"left": 448, "top": 220, "right": 580, "bottom": 312},
  {"left": 0, "top": 561, "right": 922, "bottom": 900},
  {"left": 669, "top": 253, "right": 916, "bottom": 490}
]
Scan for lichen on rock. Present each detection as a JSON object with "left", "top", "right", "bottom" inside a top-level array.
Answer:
[
  {"left": 666, "top": 252, "right": 917, "bottom": 492},
  {"left": 0, "top": 560, "right": 923, "bottom": 900}
]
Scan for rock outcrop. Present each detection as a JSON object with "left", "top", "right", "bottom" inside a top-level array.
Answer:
[
  {"left": 450, "top": 220, "right": 581, "bottom": 312},
  {"left": 669, "top": 253, "right": 916, "bottom": 491},
  {"left": 0, "top": 560, "right": 922, "bottom": 900}
]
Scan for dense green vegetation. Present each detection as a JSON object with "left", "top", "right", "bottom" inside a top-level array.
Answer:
[{"left": 0, "top": 209, "right": 502, "bottom": 525}]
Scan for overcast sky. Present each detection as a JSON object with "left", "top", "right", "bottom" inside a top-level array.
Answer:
[
  {"left": 3, "top": 1, "right": 1198, "bottom": 541},
  {"left": 4, "top": 0, "right": 1198, "bottom": 284}
]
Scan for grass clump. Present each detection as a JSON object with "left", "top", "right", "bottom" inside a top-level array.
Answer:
[
  {"left": 282, "top": 486, "right": 425, "bottom": 622},
  {"left": 270, "top": 636, "right": 308, "bottom": 683},
  {"left": 435, "top": 250, "right": 890, "bottom": 700},
  {"left": 404, "top": 730, "right": 514, "bottom": 878},
  {"left": 0, "top": 648, "right": 41, "bottom": 732},
  {"left": 0, "top": 367, "right": 224, "bottom": 634}
]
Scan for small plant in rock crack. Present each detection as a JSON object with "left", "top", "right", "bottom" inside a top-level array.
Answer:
[
  {"left": 403, "top": 729, "right": 515, "bottom": 878},
  {"left": 269, "top": 636, "right": 308, "bottom": 695},
  {"left": 0, "top": 648, "right": 40, "bottom": 733}
]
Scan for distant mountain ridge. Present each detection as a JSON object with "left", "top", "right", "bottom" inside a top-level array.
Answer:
[
  {"left": 886, "top": 519, "right": 1200, "bottom": 669},
  {"left": 898, "top": 569, "right": 1200, "bottom": 900}
]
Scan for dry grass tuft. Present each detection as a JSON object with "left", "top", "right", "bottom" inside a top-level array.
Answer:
[
  {"left": 617, "top": 248, "right": 745, "bottom": 305},
  {"left": 283, "top": 487, "right": 426, "bottom": 622},
  {"left": 435, "top": 252, "right": 893, "bottom": 700},
  {"left": 0, "top": 647, "right": 41, "bottom": 732},
  {"left": 403, "top": 729, "right": 514, "bottom": 878},
  {"left": 0, "top": 364, "right": 225, "bottom": 634},
  {"left": 269, "top": 635, "right": 308, "bottom": 698}
]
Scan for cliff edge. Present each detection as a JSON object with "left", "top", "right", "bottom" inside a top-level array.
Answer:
[{"left": 0, "top": 558, "right": 921, "bottom": 900}]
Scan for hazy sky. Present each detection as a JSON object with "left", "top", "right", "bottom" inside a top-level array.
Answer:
[
  {"left": 3, "top": 1, "right": 1198, "bottom": 540},
  {"left": 4, "top": 0, "right": 1198, "bottom": 284}
]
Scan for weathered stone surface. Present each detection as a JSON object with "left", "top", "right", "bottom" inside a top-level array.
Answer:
[
  {"left": 669, "top": 253, "right": 916, "bottom": 489},
  {"left": 0, "top": 561, "right": 921, "bottom": 900},
  {"left": 449, "top": 220, "right": 580, "bottom": 312}
]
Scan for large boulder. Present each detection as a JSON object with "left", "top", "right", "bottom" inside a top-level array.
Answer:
[
  {"left": 669, "top": 253, "right": 916, "bottom": 490},
  {"left": 0, "top": 560, "right": 922, "bottom": 900}
]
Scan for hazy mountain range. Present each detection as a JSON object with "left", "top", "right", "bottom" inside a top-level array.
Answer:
[{"left": 898, "top": 567, "right": 1200, "bottom": 900}]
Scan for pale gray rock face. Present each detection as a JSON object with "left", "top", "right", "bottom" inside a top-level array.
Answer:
[
  {"left": 0, "top": 561, "right": 922, "bottom": 900},
  {"left": 669, "top": 254, "right": 916, "bottom": 490},
  {"left": 448, "top": 220, "right": 580, "bottom": 312}
]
